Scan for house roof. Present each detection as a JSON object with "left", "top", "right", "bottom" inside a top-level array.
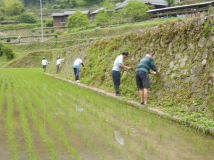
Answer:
[
  {"left": 115, "top": 0, "right": 168, "bottom": 10},
  {"left": 51, "top": 10, "right": 90, "bottom": 17},
  {"left": 51, "top": 12, "right": 65, "bottom": 17},
  {"left": 146, "top": 1, "right": 214, "bottom": 13},
  {"left": 90, "top": 7, "right": 104, "bottom": 15}
]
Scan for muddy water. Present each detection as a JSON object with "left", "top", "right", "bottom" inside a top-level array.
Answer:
[{"left": 0, "top": 69, "right": 214, "bottom": 160}]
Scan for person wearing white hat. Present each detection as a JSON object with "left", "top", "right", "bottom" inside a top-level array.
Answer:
[
  {"left": 55, "top": 56, "right": 64, "bottom": 75},
  {"left": 73, "top": 57, "right": 84, "bottom": 82},
  {"left": 41, "top": 57, "right": 49, "bottom": 73}
]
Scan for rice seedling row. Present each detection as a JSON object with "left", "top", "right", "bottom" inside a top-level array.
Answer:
[
  {"left": 15, "top": 78, "right": 59, "bottom": 160},
  {"left": 23, "top": 71, "right": 214, "bottom": 160},
  {"left": 1, "top": 69, "right": 214, "bottom": 160},
  {"left": 6, "top": 76, "right": 18, "bottom": 160},
  {"left": 22, "top": 75, "right": 121, "bottom": 160}
]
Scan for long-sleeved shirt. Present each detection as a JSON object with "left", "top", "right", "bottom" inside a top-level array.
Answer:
[
  {"left": 136, "top": 55, "right": 157, "bottom": 73},
  {"left": 41, "top": 59, "right": 49, "bottom": 66},
  {"left": 56, "top": 59, "right": 64, "bottom": 65}
]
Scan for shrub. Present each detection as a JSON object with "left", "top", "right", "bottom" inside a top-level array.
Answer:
[
  {"left": 0, "top": 16, "right": 5, "bottom": 21},
  {"left": 46, "top": 20, "right": 53, "bottom": 27},
  {"left": 19, "top": 13, "right": 36, "bottom": 23},
  {"left": 6, "top": 38, "right": 10, "bottom": 43},
  {"left": 51, "top": 29, "right": 54, "bottom": 33},
  {"left": 54, "top": 34, "right": 58, "bottom": 39},
  {"left": 31, "top": 29, "right": 35, "bottom": 33},
  {"left": 67, "top": 10, "right": 90, "bottom": 28},
  {"left": 56, "top": 31, "right": 63, "bottom": 35},
  {"left": 53, "top": 4, "right": 58, "bottom": 9},
  {"left": 45, "top": 30, "right": 49, "bottom": 34},
  {"left": 2, "top": 46, "right": 14, "bottom": 60},
  {"left": 0, "top": 41, "right": 4, "bottom": 57},
  {"left": 95, "top": 10, "right": 110, "bottom": 26}
]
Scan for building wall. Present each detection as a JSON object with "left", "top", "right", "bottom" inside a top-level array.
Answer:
[{"left": 53, "top": 16, "right": 66, "bottom": 27}]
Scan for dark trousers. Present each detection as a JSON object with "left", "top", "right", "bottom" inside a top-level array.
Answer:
[
  {"left": 56, "top": 64, "right": 60, "bottom": 74},
  {"left": 111, "top": 70, "right": 121, "bottom": 85},
  {"left": 73, "top": 68, "right": 79, "bottom": 81},
  {"left": 43, "top": 65, "right": 46, "bottom": 72}
]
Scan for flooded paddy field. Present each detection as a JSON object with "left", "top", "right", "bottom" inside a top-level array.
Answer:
[{"left": 0, "top": 68, "right": 214, "bottom": 160}]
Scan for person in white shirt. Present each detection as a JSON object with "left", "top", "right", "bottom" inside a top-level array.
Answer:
[
  {"left": 55, "top": 56, "right": 64, "bottom": 75},
  {"left": 73, "top": 57, "right": 84, "bottom": 82},
  {"left": 17, "top": 36, "right": 21, "bottom": 43},
  {"left": 111, "top": 51, "right": 131, "bottom": 96},
  {"left": 41, "top": 57, "right": 49, "bottom": 73}
]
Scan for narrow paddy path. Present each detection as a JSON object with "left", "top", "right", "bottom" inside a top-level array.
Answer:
[{"left": 0, "top": 68, "right": 214, "bottom": 160}]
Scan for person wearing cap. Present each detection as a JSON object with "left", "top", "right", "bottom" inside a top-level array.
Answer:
[
  {"left": 135, "top": 50, "right": 159, "bottom": 105},
  {"left": 73, "top": 57, "right": 84, "bottom": 82},
  {"left": 41, "top": 57, "right": 49, "bottom": 73},
  {"left": 111, "top": 51, "right": 131, "bottom": 96},
  {"left": 55, "top": 56, "right": 64, "bottom": 75}
]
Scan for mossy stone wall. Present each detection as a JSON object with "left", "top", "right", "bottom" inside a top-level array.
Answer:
[{"left": 48, "top": 15, "right": 214, "bottom": 114}]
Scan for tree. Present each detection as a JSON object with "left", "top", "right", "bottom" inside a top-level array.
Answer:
[
  {"left": 164, "top": 0, "right": 174, "bottom": 7},
  {"left": 0, "top": 0, "right": 24, "bottom": 16},
  {"left": 95, "top": 10, "right": 110, "bottom": 26},
  {"left": 19, "top": 13, "right": 37, "bottom": 23},
  {"left": 2, "top": 45, "right": 15, "bottom": 60},
  {"left": 122, "top": 0, "right": 149, "bottom": 22},
  {"left": 67, "top": 10, "right": 90, "bottom": 28},
  {"left": 76, "top": 0, "right": 86, "bottom": 6},
  {"left": 102, "top": 0, "right": 114, "bottom": 10}
]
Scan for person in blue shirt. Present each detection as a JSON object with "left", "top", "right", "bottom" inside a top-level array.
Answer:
[{"left": 135, "top": 51, "right": 159, "bottom": 105}]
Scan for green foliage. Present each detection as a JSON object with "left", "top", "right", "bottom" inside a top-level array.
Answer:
[
  {"left": 122, "top": 0, "right": 149, "bottom": 22},
  {"left": 19, "top": 13, "right": 37, "bottom": 23},
  {"left": 208, "top": 7, "right": 214, "bottom": 15},
  {"left": 0, "top": 0, "right": 24, "bottom": 16},
  {"left": 0, "top": 16, "right": 5, "bottom": 21},
  {"left": 164, "top": 0, "right": 175, "bottom": 7},
  {"left": 203, "top": 24, "right": 210, "bottom": 38},
  {"left": 76, "top": 0, "right": 86, "bottom": 6},
  {"left": 45, "top": 19, "right": 53, "bottom": 27},
  {"left": 102, "top": 0, "right": 114, "bottom": 10},
  {"left": 2, "top": 45, "right": 14, "bottom": 59},
  {"left": 67, "top": 10, "right": 90, "bottom": 28},
  {"left": 6, "top": 38, "right": 10, "bottom": 43},
  {"left": 0, "top": 41, "right": 4, "bottom": 57},
  {"left": 56, "top": 31, "right": 63, "bottom": 35},
  {"left": 95, "top": 10, "right": 110, "bottom": 26}
]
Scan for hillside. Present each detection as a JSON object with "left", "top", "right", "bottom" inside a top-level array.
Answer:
[
  {"left": 47, "top": 15, "right": 214, "bottom": 132},
  {"left": 4, "top": 15, "right": 214, "bottom": 132}
]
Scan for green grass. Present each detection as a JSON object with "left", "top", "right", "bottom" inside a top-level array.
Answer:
[{"left": 0, "top": 23, "right": 41, "bottom": 31}]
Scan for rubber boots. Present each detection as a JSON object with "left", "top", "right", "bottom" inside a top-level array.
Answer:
[{"left": 114, "top": 85, "right": 121, "bottom": 96}]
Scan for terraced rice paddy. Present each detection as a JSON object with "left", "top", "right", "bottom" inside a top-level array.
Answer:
[{"left": 0, "top": 68, "right": 214, "bottom": 160}]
